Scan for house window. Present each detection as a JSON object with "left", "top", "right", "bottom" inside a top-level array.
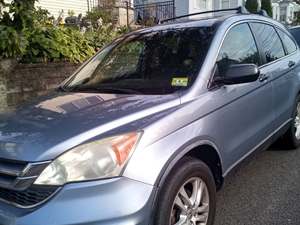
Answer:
[
  {"left": 195, "top": 0, "right": 207, "bottom": 9},
  {"left": 222, "top": 0, "right": 230, "bottom": 8}
]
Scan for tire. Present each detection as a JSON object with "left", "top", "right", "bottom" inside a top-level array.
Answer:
[
  {"left": 154, "top": 157, "right": 216, "bottom": 225},
  {"left": 281, "top": 95, "right": 300, "bottom": 149}
]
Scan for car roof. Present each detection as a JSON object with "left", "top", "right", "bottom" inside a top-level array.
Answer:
[
  {"left": 290, "top": 25, "right": 300, "bottom": 30},
  {"left": 132, "top": 13, "right": 287, "bottom": 34}
]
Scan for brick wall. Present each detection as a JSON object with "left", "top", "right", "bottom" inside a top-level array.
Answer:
[{"left": 0, "top": 60, "right": 80, "bottom": 112}]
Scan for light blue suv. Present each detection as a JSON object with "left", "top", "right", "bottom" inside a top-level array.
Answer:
[{"left": 0, "top": 7, "right": 299, "bottom": 225}]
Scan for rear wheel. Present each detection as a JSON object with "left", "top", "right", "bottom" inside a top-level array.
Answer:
[
  {"left": 155, "top": 157, "right": 216, "bottom": 225},
  {"left": 281, "top": 95, "right": 300, "bottom": 149}
]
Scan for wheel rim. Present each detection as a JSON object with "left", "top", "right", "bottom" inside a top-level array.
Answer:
[
  {"left": 295, "top": 102, "right": 300, "bottom": 140},
  {"left": 169, "top": 177, "right": 210, "bottom": 225}
]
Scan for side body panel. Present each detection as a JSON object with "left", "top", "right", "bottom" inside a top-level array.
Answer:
[
  {"left": 264, "top": 52, "right": 300, "bottom": 128},
  {"left": 125, "top": 80, "right": 273, "bottom": 184},
  {"left": 125, "top": 18, "right": 300, "bottom": 185},
  {"left": 250, "top": 22, "right": 300, "bottom": 129}
]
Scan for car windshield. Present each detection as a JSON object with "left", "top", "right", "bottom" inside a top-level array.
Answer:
[{"left": 62, "top": 26, "right": 216, "bottom": 95}]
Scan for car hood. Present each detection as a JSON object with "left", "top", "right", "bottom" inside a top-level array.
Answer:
[{"left": 0, "top": 92, "right": 180, "bottom": 161}]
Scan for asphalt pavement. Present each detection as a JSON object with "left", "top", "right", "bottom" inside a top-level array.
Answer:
[{"left": 214, "top": 145, "right": 300, "bottom": 225}]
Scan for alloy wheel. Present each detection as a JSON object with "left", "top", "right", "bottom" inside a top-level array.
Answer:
[
  {"left": 169, "top": 177, "right": 210, "bottom": 225},
  {"left": 294, "top": 102, "right": 300, "bottom": 140}
]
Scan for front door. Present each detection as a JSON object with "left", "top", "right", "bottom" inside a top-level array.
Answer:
[{"left": 209, "top": 22, "right": 274, "bottom": 172}]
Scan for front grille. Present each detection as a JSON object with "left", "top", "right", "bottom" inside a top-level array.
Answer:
[
  {"left": 0, "top": 186, "right": 59, "bottom": 207},
  {"left": 0, "top": 158, "right": 56, "bottom": 208}
]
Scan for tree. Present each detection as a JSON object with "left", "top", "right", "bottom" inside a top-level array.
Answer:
[
  {"left": 0, "top": 0, "right": 8, "bottom": 18},
  {"left": 261, "top": 0, "right": 273, "bottom": 17},
  {"left": 0, "top": 0, "right": 36, "bottom": 31},
  {"left": 245, "top": 0, "right": 259, "bottom": 13},
  {"left": 0, "top": 0, "right": 4, "bottom": 14}
]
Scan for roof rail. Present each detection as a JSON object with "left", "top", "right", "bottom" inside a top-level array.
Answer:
[
  {"left": 160, "top": 6, "right": 249, "bottom": 24},
  {"left": 255, "top": 9, "right": 269, "bottom": 17}
]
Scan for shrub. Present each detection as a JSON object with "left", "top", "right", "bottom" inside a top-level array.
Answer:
[
  {"left": 22, "top": 26, "right": 95, "bottom": 63},
  {"left": 245, "top": 0, "right": 258, "bottom": 13},
  {"left": 0, "top": 0, "right": 129, "bottom": 63},
  {"left": 261, "top": 0, "right": 273, "bottom": 17},
  {"left": 86, "top": 8, "right": 114, "bottom": 29},
  {"left": 86, "top": 25, "right": 130, "bottom": 52},
  {"left": 0, "top": 25, "right": 27, "bottom": 58}
]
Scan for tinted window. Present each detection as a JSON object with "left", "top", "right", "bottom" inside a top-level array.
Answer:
[
  {"left": 217, "top": 23, "right": 260, "bottom": 75},
  {"left": 64, "top": 27, "right": 216, "bottom": 95},
  {"left": 251, "top": 23, "right": 285, "bottom": 63},
  {"left": 277, "top": 29, "right": 297, "bottom": 54},
  {"left": 290, "top": 28, "right": 300, "bottom": 46}
]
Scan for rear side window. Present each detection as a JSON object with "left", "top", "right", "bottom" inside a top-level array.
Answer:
[
  {"left": 290, "top": 28, "right": 300, "bottom": 46},
  {"left": 251, "top": 23, "right": 285, "bottom": 63},
  {"left": 277, "top": 29, "right": 297, "bottom": 54},
  {"left": 216, "top": 23, "right": 260, "bottom": 75}
]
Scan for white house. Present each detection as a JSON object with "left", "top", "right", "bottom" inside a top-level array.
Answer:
[
  {"left": 4, "top": 0, "right": 135, "bottom": 25},
  {"left": 272, "top": 2, "right": 280, "bottom": 21},
  {"left": 36, "top": 0, "right": 89, "bottom": 18},
  {"left": 278, "top": 0, "right": 300, "bottom": 24},
  {"left": 135, "top": 0, "right": 244, "bottom": 18},
  {"left": 135, "top": 0, "right": 300, "bottom": 24},
  {"left": 3, "top": 0, "right": 89, "bottom": 18},
  {"left": 37, "top": 0, "right": 134, "bottom": 22}
]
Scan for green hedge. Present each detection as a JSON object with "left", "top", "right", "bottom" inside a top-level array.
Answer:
[{"left": 0, "top": 1, "right": 128, "bottom": 63}]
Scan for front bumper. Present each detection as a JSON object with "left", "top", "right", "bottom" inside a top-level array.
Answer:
[{"left": 0, "top": 177, "right": 156, "bottom": 225}]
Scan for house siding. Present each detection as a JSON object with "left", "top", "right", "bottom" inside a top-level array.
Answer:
[
  {"left": 4, "top": 0, "right": 89, "bottom": 18},
  {"left": 175, "top": 0, "right": 189, "bottom": 16},
  {"left": 36, "top": 0, "right": 88, "bottom": 18}
]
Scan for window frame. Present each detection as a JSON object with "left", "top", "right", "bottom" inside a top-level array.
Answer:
[
  {"left": 249, "top": 22, "right": 287, "bottom": 66},
  {"left": 276, "top": 28, "right": 298, "bottom": 56},
  {"left": 289, "top": 27, "right": 300, "bottom": 47},
  {"left": 209, "top": 21, "right": 261, "bottom": 89},
  {"left": 221, "top": 0, "right": 230, "bottom": 9},
  {"left": 194, "top": 0, "right": 207, "bottom": 9},
  {"left": 209, "top": 20, "right": 299, "bottom": 89},
  {"left": 210, "top": 22, "right": 261, "bottom": 84}
]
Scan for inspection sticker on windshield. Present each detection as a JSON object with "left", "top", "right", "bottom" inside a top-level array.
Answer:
[{"left": 172, "top": 77, "right": 189, "bottom": 87}]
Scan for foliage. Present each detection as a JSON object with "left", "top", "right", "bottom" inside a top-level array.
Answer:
[
  {"left": 34, "top": 7, "right": 54, "bottom": 25},
  {"left": 68, "top": 10, "right": 75, "bottom": 17},
  {"left": 85, "top": 25, "right": 129, "bottom": 51},
  {"left": 8, "top": 0, "right": 36, "bottom": 31},
  {"left": 23, "top": 26, "right": 95, "bottom": 63},
  {"left": 295, "top": 12, "right": 300, "bottom": 25},
  {"left": 261, "top": 0, "right": 273, "bottom": 17},
  {"left": 245, "top": 0, "right": 258, "bottom": 13},
  {"left": 86, "top": 8, "right": 114, "bottom": 29},
  {"left": 0, "top": 25, "right": 28, "bottom": 58},
  {"left": 0, "top": 0, "right": 129, "bottom": 63},
  {"left": 0, "top": 0, "right": 7, "bottom": 17}
]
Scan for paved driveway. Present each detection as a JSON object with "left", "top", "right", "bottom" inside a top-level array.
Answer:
[{"left": 215, "top": 145, "right": 300, "bottom": 225}]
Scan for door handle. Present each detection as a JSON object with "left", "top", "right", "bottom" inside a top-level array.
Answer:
[
  {"left": 259, "top": 74, "right": 269, "bottom": 82},
  {"left": 288, "top": 61, "right": 296, "bottom": 68}
]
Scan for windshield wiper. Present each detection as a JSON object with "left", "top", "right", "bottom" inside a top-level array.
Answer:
[
  {"left": 57, "top": 85, "right": 68, "bottom": 92},
  {"left": 67, "top": 86, "right": 142, "bottom": 94}
]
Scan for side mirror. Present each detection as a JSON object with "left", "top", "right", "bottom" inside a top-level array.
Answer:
[{"left": 214, "top": 64, "right": 260, "bottom": 85}]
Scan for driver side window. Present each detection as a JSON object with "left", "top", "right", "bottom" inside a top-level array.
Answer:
[{"left": 216, "top": 23, "right": 260, "bottom": 76}]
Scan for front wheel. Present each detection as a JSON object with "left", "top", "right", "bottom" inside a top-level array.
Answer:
[{"left": 154, "top": 157, "right": 216, "bottom": 225}]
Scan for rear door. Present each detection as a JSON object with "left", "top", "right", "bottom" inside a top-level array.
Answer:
[
  {"left": 274, "top": 28, "right": 299, "bottom": 126},
  {"left": 250, "top": 22, "right": 297, "bottom": 129}
]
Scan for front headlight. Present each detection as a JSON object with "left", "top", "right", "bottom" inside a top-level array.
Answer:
[{"left": 34, "top": 132, "right": 141, "bottom": 186}]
